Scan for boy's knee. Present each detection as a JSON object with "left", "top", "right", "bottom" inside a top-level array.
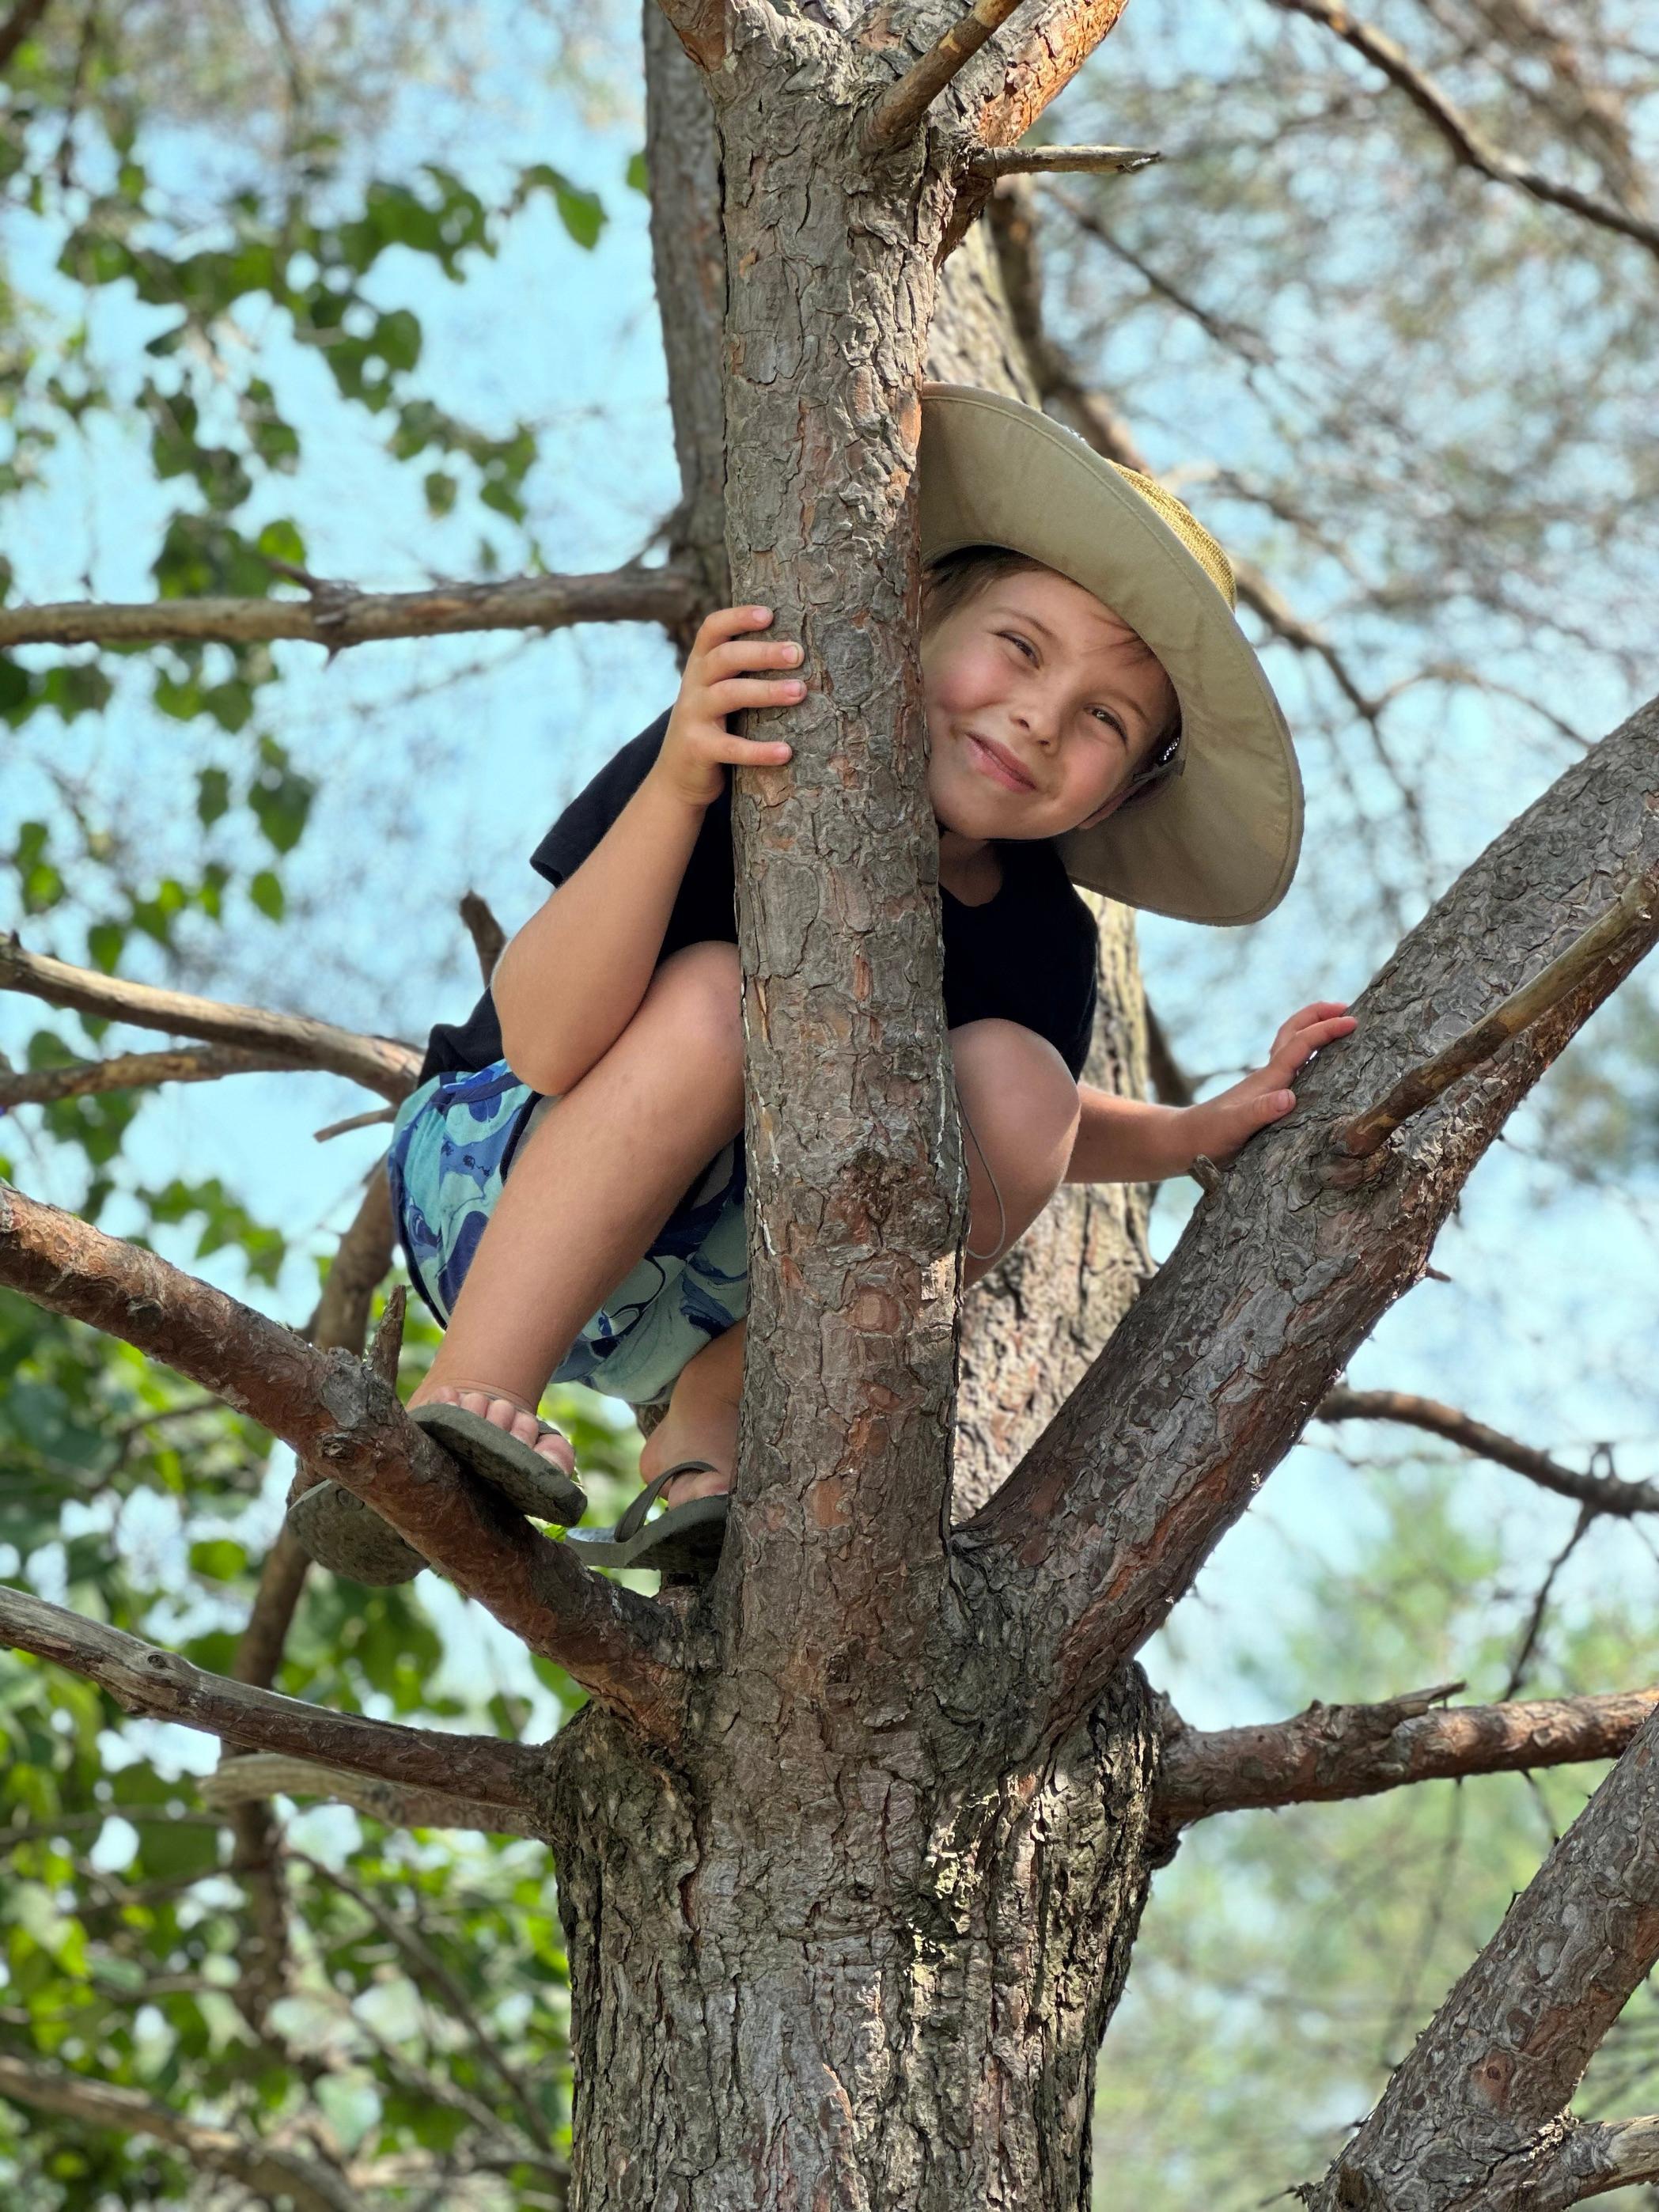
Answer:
[
  {"left": 951, "top": 1020, "right": 1081, "bottom": 1165},
  {"left": 646, "top": 941, "right": 743, "bottom": 1067}
]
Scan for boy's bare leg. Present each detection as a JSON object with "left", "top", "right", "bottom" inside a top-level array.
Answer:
[
  {"left": 639, "top": 1015, "right": 1081, "bottom": 1506},
  {"left": 407, "top": 942, "right": 744, "bottom": 1468}
]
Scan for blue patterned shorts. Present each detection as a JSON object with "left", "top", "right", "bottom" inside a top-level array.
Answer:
[{"left": 385, "top": 1061, "right": 748, "bottom": 1407}]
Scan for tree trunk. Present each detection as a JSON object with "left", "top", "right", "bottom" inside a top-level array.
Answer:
[
  {"left": 581, "top": 15, "right": 1170, "bottom": 2201},
  {"left": 548, "top": 1663, "right": 1160, "bottom": 2208}
]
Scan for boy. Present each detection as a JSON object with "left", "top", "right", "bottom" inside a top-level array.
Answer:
[{"left": 290, "top": 384, "right": 1352, "bottom": 1580}]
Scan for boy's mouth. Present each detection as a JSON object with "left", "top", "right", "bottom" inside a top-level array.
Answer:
[{"left": 964, "top": 732, "right": 1036, "bottom": 793}]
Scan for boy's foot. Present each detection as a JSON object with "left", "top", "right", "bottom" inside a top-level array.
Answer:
[
  {"left": 406, "top": 1384, "right": 584, "bottom": 1525},
  {"left": 408, "top": 1384, "right": 578, "bottom": 1478},
  {"left": 638, "top": 1384, "right": 738, "bottom": 1508}
]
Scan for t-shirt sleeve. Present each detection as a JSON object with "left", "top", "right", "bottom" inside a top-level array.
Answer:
[
  {"left": 529, "top": 710, "right": 670, "bottom": 888},
  {"left": 527, "top": 708, "right": 740, "bottom": 958}
]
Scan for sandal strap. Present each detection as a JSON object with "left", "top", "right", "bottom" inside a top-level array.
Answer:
[{"left": 615, "top": 1460, "right": 719, "bottom": 1543}]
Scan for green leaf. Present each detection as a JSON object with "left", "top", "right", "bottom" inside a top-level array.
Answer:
[
  {"left": 626, "top": 150, "right": 650, "bottom": 196},
  {"left": 196, "top": 767, "right": 230, "bottom": 825},
  {"left": 188, "top": 1539, "right": 248, "bottom": 1582},
  {"left": 86, "top": 921, "right": 125, "bottom": 972}
]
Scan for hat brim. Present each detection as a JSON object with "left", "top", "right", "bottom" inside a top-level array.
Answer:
[{"left": 918, "top": 383, "right": 1303, "bottom": 926}]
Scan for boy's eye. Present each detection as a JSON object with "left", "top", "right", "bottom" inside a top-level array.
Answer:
[{"left": 999, "top": 631, "right": 1125, "bottom": 740}]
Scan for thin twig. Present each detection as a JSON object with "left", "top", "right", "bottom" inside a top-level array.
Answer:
[
  {"left": 1273, "top": 0, "right": 1659, "bottom": 264},
  {"left": 863, "top": 0, "right": 1028, "bottom": 152},
  {"left": 964, "top": 143, "right": 1159, "bottom": 177},
  {"left": 313, "top": 1106, "right": 396, "bottom": 1142},
  {"left": 1331, "top": 866, "right": 1659, "bottom": 1161},
  {"left": 1318, "top": 1388, "right": 1659, "bottom": 1517}
]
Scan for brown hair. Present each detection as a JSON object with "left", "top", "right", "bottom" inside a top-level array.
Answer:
[{"left": 919, "top": 544, "right": 1182, "bottom": 802}]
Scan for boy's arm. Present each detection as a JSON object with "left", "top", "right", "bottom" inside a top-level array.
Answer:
[
  {"left": 492, "top": 775, "right": 710, "bottom": 1097},
  {"left": 493, "top": 604, "right": 803, "bottom": 1097},
  {"left": 1063, "top": 1002, "right": 1358, "bottom": 1184}
]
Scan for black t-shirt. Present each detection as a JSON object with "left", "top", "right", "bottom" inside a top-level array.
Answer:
[{"left": 419, "top": 710, "right": 1100, "bottom": 1085}]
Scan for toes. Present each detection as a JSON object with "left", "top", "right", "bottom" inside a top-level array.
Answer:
[
  {"left": 507, "top": 1407, "right": 543, "bottom": 1450},
  {"left": 456, "top": 1389, "right": 494, "bottom": 1422},
  {"left": 535, "top": 1430, "right": 577, "bottom": 1474}
]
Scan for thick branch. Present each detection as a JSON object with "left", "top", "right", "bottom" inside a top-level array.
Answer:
[
  {"left": 863, "top": 0, "right": 1028, "bottom": 153},
  {"left": 0, "top": 936, "right": 421, "bottom": 1100},
  {"left": 0, "top": 1043, "right": 301, "bottom": 1108},
  {"left": 199, "top": 1752, "right": 541, "bottom": 1838},
  {"left": 971, "top": 0, "right": 1132, "bottom": 148},
  {"left": 0, "top": 2055, "right": 364, "bottom": 2212},
  {"left": 958, "top": 693, "right": 1659, "bottom": 1748},
  {"left": 1272, "top": 0, "right": 1659, "bottom": 264},
  {"left": 1331, "top": 865, "right": 1659, "bottom": 1163},
  {"left": 1318, "top": 1388, "right": 1659, "bottom": 1518},
  {"left": 1304, "top": 1699, "right": 1659, "bottom": 2210},
  {"left": 1155, "top": 1685, "right": 1658, "bottom": 1833},
  {"left": 0, "top": 561, "right": 701, "bottom": 650},
  {"left": 0, "top": 1183, "right": 686, "bottom": 1740},
  {"left": 0, "top": 1584, "right": 546, "bottom": 1803}
]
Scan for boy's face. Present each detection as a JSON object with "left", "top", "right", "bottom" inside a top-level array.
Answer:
[{"left": 920, "top": 566, "right": 1178, "bottom": 847}]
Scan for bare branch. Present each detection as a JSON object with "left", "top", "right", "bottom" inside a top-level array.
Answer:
[
  {"left": 313, "top": 1105, "right": 396, "bottom": 1142},
  {"left": 1155, "top": 1684, "right": 1657, "bottom": 1834},
  {"left": 1318, "top": 1386, "right": 1659, "bottom": 1517},
  {"left": 1304, "top": 1700, "right": 1659, "bottom": 2210},
  {"left": 0, "top": 1584, "right": 546, "bottom": 1803},
  {"left": 957, "top": 692, "right": 1659, "bottom": 1747},
  {"left": 460, "top": 888, "right": 507, "bottom": 983},
  {"left": 863, "top": 0, "right": 1028, "bottom": 153},
  {"left": 0, "top": 560, "right": 702, "bottom": 651},
  {"left": 0, "top": 1043, "right": 301, "bottom": 1108},
  {"left": 1330, "top": 863, "right": 1659, "bottom": 1168},
  {"left": 0, "top": 934, "right": 422, "bottom": 1100},
  {"left": 0, "top": 1182, "right": 687, "bottom": 1740},
  {"left": 200, "top": 1752, "right": 542, "bottom": 1837},
  {"left": 0, "top": 2054, "right": 365, "bottom": 2212},
  {"left": 1272, "top": 0, "right": 1659, "bottom": 264},
  {"left": 964, "top": 142, "right": 1159, "bottom": 178}
]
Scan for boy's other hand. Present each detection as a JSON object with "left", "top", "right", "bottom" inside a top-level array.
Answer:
[
  {"left": 650, "top": 604, "right": 805, "bottom": 809},
  {"left": 1178, "top": 1002, "right": 1357, "bottom": 1172}
]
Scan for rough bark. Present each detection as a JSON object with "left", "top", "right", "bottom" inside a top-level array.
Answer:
[
  {"left": 1302, "top": 1700, "right": 1659, "bottom": 2212},
  {"left": 548, "top": 1665, "right": 1160, "bottom": 2210}
]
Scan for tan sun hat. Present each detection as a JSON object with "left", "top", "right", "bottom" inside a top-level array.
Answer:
[{"left": 917, "top": 381, "right": 1303, "bottom": 925}]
